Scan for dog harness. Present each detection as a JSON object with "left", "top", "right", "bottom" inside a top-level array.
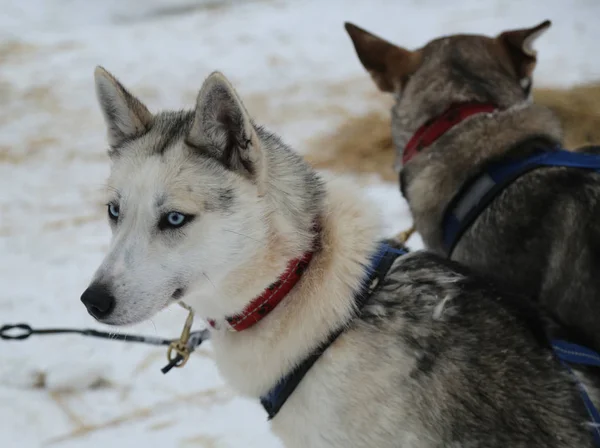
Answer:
[
  {"left": 440, "top": 146, "right": 600, "bottom": 445},
  {"left": 442, "top": 147, "right": 600, "bottom": 257},
  {"left": 260, "top": 241, "right": 408, "bottom": 419},
  {"left": 552, "top": 340, "right": 600, "bottom": 446}
]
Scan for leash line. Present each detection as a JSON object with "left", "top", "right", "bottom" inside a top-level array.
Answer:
[
  {"left": 0, "top": 323, "right": 210, "bottom": 374},
  {"left": 0, "top": 323, "right": 174, "bottom": 345}
]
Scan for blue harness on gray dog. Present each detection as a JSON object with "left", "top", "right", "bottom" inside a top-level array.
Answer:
[
  {"left": 442, "top": 146, "right": 600, "bottom": 445},
  {"left": 443, "top": 147, "right": 600, "bottom": 257},
  {"left": 552, "top": 339, "right": 600, "bottom": 445}
]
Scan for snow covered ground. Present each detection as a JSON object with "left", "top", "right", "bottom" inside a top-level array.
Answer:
[{"left": 1, "top": 0, "right": 599, "bottom": 446}]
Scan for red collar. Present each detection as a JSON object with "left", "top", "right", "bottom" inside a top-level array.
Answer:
[
  {"left": 402, "top": 103, "right": 498, "bottom": 165},
  {"left": 208, "top": 245, "right": 316, "bottom": 332}
]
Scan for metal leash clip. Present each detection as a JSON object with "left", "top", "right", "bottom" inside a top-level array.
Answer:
[{"left": 166, "top": 302, "right": 195, "bottom": 369}]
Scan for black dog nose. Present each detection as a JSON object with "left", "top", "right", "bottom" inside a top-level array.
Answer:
[{"left": 81, "top": 283, "right": 115, "bottom": 319}]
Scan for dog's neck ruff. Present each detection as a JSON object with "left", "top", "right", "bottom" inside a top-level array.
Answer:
[
  {"left": 208, "top": 249, "right": 315, "bottom": 332},
  {"left": 260, "top": 241, "right": 408, "bottom": 420},
  {"left": 402, "top": 103, "right": 498, "bottom": 165}
]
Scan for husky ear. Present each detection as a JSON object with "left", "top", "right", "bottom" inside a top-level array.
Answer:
[
  {"left": 94, "top": 66, "right": 153, "bottom": 148},
  {"left": 187, "top": 72, "right": 262, "bottom": 180},
  {"left": 345, "top": 22, "right": 421, "bottom": 93},
  {"left": 497, "top": 20, "right": 551, "bottom": 81}
]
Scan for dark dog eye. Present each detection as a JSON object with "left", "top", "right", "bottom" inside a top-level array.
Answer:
[
  {"left": 159, "top": 212, "right": 194, "bottom": 230},
  {"left": 107, "top": 203, "right": 120, "bottom": 221}
]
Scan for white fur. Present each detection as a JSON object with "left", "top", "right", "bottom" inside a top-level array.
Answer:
[
  {"left": 211, "top": 175, "right": 382, "bottom": 397},
  {"left": 95, "top": 146, "right": 273, "bottom": 325}
]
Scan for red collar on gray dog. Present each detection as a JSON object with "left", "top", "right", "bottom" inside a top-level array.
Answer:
[
  {"left": 402, "top": 103, "right": 498, "bottom": 165},
  {"left": 207, "top": 234, "right": 318, "bottom": 332}
]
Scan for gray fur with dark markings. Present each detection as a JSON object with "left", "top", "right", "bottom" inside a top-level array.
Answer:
[{"left": 349, "top": 250, "right": 595, "bottom": 447}]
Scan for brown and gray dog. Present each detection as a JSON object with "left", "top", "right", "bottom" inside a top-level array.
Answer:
[
  {"left": 345, "top": 20, "right": 600, "bottom": 355},
  {"left": 81, "top": 67, "right": 600, "bottom": 446}
]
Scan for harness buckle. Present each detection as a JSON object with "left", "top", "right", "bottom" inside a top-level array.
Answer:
[{"left": 166, "top": 302, "right": 195, "bottom": 368}]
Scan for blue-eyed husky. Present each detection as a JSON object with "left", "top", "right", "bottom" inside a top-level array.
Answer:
[{"left": 81, "top": 67, "right": 598, "bottom": 447}]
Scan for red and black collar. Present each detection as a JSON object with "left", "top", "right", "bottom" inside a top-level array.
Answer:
[
  {"left": 402, "top": 103, "right": 498, "bottom": 165},
  {"left": 208, "top": 251, "right": 314, "bottom": 331},
  {"left": 208, "top": 229, "right": 319, "bottom": 332}
]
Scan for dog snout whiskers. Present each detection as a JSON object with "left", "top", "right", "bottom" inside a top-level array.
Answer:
[
  {"left": 223, "top": 229, "right": 260, "bottom": 243},
  {"left": 202, "top": 272, "right": 216, "bottom": 291}
]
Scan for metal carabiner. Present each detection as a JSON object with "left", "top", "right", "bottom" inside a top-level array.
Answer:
[{"left": 166, "top": 302, "right": 195, "bottom": 368}]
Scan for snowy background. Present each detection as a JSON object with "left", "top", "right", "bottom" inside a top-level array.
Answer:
[{"left": 1, "top": 0, "right": 599, "bottom": 446}]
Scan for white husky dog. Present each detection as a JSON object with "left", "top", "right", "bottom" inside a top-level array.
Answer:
[{"left": 81, "top": 67, "right": 598, "bottom": 448}]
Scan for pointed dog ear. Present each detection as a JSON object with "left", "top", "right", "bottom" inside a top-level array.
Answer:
[
  {"left": 497, "top": 20, "right": 551, "bottom": 81},
  {"left": 94, "top": 66, "right": 153, "bottom": 148},
  {"left": 345, "top": 22, "right": 422, "bottom": 93},
  {"left": 187, "top": 72, "right": 264, "bottom": 181}
]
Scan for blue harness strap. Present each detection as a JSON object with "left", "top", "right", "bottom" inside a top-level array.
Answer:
[
  {"left": 260, "top": 242, "right": 407, "bottom": 420},
  {"left": 442, "top": 148, "right": 600, "bottom": 257},
  {"left": 553, "top": 340, "right": 600, "bottom": 446},
  {"left": 553, "top": 340, "right": 600, "bottom": 368},
  {"left": 441, "top": 147, "right": 600, "bottom": 444}
]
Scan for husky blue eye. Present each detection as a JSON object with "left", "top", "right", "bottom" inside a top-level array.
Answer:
[
  {"left": 159, "top": 211, "right": 194, "bottom": 230},
  {"left": 167, "top": 212, "right": 185, "bottom": 226},
  {"left": 108, "top": 203, "right": 120, "bottom": 220}
]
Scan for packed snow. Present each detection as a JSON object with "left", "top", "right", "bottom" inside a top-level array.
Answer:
[{"left": 1, "top": 0, "right": 599, "bottom": 446}]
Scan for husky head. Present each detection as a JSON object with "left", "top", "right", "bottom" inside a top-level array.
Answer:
[
  {"left": 344, "top": 21, "right": 552, "bottom": 171},
  {"left": 81, "top": 68, "right": 322, "bottom": 325}
]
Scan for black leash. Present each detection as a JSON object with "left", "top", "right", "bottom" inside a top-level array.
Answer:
[{"left": 0, "top": 323, "right": 210, "bottom": 374}]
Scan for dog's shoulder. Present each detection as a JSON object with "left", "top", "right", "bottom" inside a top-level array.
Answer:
[{"left": 360, "top": 250, "right": 550, "bottom": 349}]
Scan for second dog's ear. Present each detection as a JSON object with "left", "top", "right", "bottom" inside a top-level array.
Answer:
[
  {"left": 497, "top": 20, "right": 551, "bottom": 80},
  {"left": 344, "top": 22, "right": 421, "bottom": 93},
  {"left": 94, "top": 66, "right": 153, "bottom": 149},
  {"left": 188, "top": 72, "right": 263, "bottom": 182}
]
